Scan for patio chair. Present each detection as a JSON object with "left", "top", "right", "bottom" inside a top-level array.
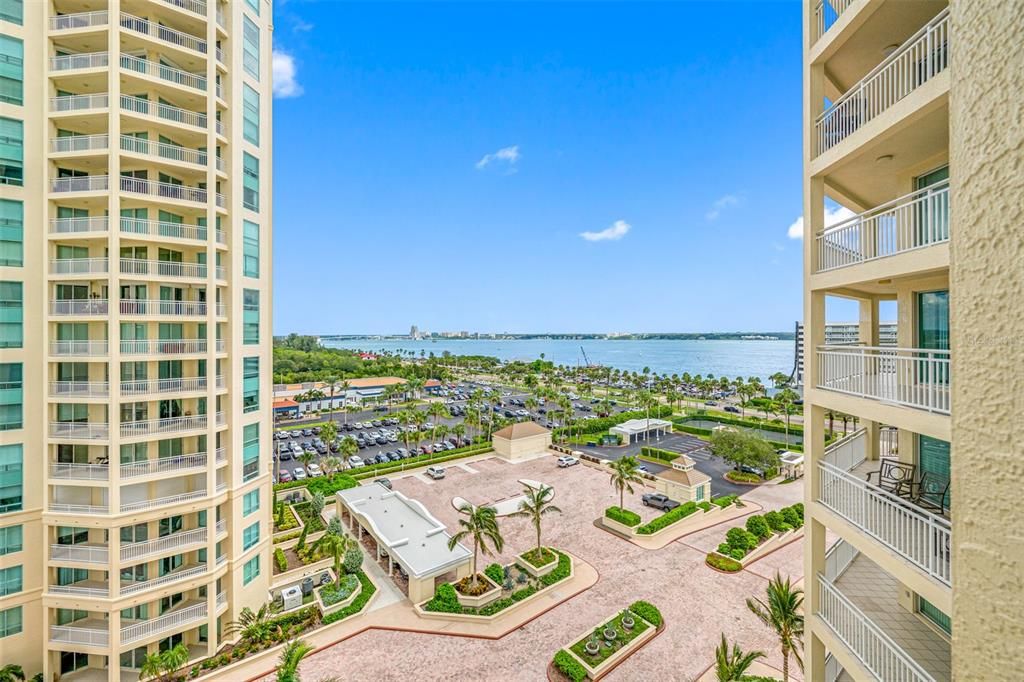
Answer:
[
  {"left": 910, "top": 471, "right": 950, "bottom": 516},
  {"left": 866, "top": 458, "right": 916, "bottom": 497}
]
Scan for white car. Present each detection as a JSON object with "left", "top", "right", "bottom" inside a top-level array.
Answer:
[
  {"left": 347, "top": 456, "right": 364, "bottom": 468},
  {"left": 292, "top": 467, "right": 307, "bottom": 480},
  {"left": 557, "top": 455, "right": 579, "bottom": 468},
  {"left": 425, "top": 466, "right": 446, "bottom": 480},
  {"left": 307, "top": 463, "right": 323, "bottom": 477}
]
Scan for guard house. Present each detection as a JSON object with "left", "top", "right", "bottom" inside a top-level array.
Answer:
[
  {"left": 335, "top": 485, "right": 472, "bottom": 603},
  {"left": 653, "top": 455, "right": 712, "bottom": 504},
  {"left": 609, "top": 418, "right": 673, "bottom": 444}
]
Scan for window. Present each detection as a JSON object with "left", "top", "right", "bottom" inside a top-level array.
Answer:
[
  {"left": 0, "top": 524, "right": 20, "bottom": 554},
  {"left": 242, "top": 423, "right": 259, "bottom": 481},
  {"left": 243, "top": 220, "right": 259, "bottom": 276},
  {"left": 243, "top": 357, "right": 259, "bottom": 413},
  {"left": 242, "top": 152, "right": 259, "bottom": 210},
  {"left": 243, "top": 489, "right": 259, "bottom": 516},
  {"left": 242, "top": 83, "right": 259, "bottom": 145},
  {"left": 245, "top": 0, "right": 259, "bottom": 16},
  {"left": 242, "top": 555, "right": 260, "bottom": 585},
  {"left": 0, "top": 0, "right": 23, "bottom": 25},
  {"left": 0, "top": 35, "right": 21, "bottom": 105},
  {"left": 0, "top": 199, "right": 21, "bottom": 266},
  {"left": 0, "top": 364, "right": 21, "bottom": 430},
  {"left": 918, "top": 595, "right": 952, "bottom": 635},
  {"left": 0, "top": 606, "right": 21, "bottom": 638},
  {"left": 0, "top": 282, "right": 21, "bottom": 348},
  {"left": 242, "top": 16, "right": 260, "bottom": 79},
  {"left": 0, "top": 565, "right": 20, "bottom": 595},
  {"left": 242, "top": 521, "right": 259, "bottom": 550},
  {"left": 0, "top": 117, "right": 22, "bottom": 186},
  {"left": 0, "top": 444, "right": 21, "bottom": 513},
  {"left": 243, "top": 289, "right": 259, "bottom": 344},
  {"left": 696, "top": 484, "right": 705, "bottom": 501}
]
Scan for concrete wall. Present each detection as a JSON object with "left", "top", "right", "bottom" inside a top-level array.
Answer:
[
  {"left": 949, "top": 1, "right": 1024, "bottom": 677},
  {"left": 492, "top": 433, "right": 551, "bottom": 462}
]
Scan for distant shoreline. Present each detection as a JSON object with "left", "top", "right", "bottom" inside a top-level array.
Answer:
[{"left": 311, "top": 333, "right": 795, "bottom": 341}]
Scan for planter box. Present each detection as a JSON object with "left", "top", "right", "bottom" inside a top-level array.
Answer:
[
  {"left": 314, "top": 573, "right": 363, "bottom": 616},
  {"left": 601, "top": 516, "right": 639, "bottom": 536},
  {"left": 270, "top": 555, "right": 334, "bottom": 590},
  {"left": 516, "top": 548, "right": 559, "bottom": 578},
  {"left": 454, "top": 572, "right": 502, "bottom": 608},
  {"left": 563, "top": 609, "right": 659, "bottom": 681},
  {"left": 740, "top": 526, "right": 804, "bottom": 566}
]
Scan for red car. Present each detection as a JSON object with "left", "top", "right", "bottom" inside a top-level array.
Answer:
[{"left": 278, "top": 469, "right": 293, "bottom": 483}]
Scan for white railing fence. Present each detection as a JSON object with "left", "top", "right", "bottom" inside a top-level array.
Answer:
[
  {"left": 816, "top": 345, "right": 951, "bottom": 414},
  {"left": 812, "top": 0, "right": 855, "bottom": 43},
  {"left": 822, "top": 428, "right": 867, "bottom": 472}
]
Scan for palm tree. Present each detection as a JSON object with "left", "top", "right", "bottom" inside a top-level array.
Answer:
[
  {"left": 321, "top": 455, "right": 342, "bottom": 476},
  {"left": 323, "top": 374, "right": 339, "bottom": 414},
  {"left": 276, "top": 638, "right": 314, "bottom": 682},
  {"left": 313, "top": 530, "right": 351, "bottom": 585},
  {"left": 0, "top": 665, "right": 25, "bottom": 682},
  {"left": 428, "top": 402, "right": 449, "bottom": 442},
  {"left": 452, "top": 422, "right": 467, "bottom": 447},
  {"left": 320, "top": 420, "right": 338, "bottom": 452},
  {"left": 298, "top": 450, "right": 314, "bottom": 474},
  {"left": 608, "top": 456, "right": 644, "bottom": 510},
  {"left": 140, "top": 643, "right": 190, "bottom": 682},
  {"left": 714, "top": 634, "right": 766, "bottom": 682},
  {"left": 226, "top": 602, "right": 283, "bottom": 648},
  {"left": 746, "top": 573, "right": 804, "bottom": 682},
  {"left": 775, "top": 388, "right": 799, "bottom": 442},
  {"left": 447, "top": 503, "right": 504, "bottom": 589},
  {"left": 339, "top": 436, "right": 358, "bottom": 468},
  {"left": 511, "top": 483, "right": 561, "bottom": 562}
]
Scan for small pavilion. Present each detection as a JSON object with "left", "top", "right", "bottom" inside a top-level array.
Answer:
[{"left": 492, "top": 421, "right": 552, "bottom": 461}]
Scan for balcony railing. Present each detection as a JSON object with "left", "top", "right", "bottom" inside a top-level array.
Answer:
[
  {"left": 815, "top": 181, "right": 950, "bottom": 273},
  {"left": 51, "top": 93, "right": 110, "bottom": 113},
  {"left": 216, "top": 519, "right": 227, "bottom": 535},
  {"left": 50, "top": 216, "right": 109, "bottom": 234},
  {"left": 120, "top": 53, "right": 207, "bottom": 91},
  {"left": 50, "top": 134, "right": 109, "bottom": 154},
  {"left": 121, "top": 526, "right": 208, "bottom": 561},
  {"left": 120, "top": 338, "right": 208, "bottom": 355},
  {"left": 120, "top": 134, "right": 208, "bottom": 166},
  {"left": 823, "top": 428, "right": 867, "bottom": 472},
  {"left": 120, "top": 175, "right": 208, "bottom": 204},
  {"left": 50, "top": 624, "right": 109, "bottom": 647},
  {"left": 120, "top": 565, "right": 207, "bottom": 597},
  {"left": 120, "top": 258, "right": 208, "bottom": 279},
  {"left": 812, "top": 0, "right": 856, "bottom": 44},
  {"left": 215, "top": 119, "right": 225, "bottom": 136},
  {"left": 818, "top": 574, "right": 935, "bottom": 682},
  {"left": 120, "top": 216, "right": 208, "bottom": 241},
  {"left": 49, "top": 257, "right": 108, "bottom": 275},
  {"left": 815, "top": 8, "right": 950, "bottom": 156},
  {"left": 50, "top": 10, "right": 109, "bottom": 31},
  {"left": 50, "top": 543, "right": 109, "bottom": 564},
  {"left": 162, "top": 0, "right": 207, "bottom": 18},
  {"left": 49, "top": 502, "right": 108, "bottom": 514},
  {"left": 50, "top": 340, "right": 108, "bottom": 357},
  {"left": 120, "top": 414, "right": 208, "bottom": 437},
  {"left": 50, "top": 51, "right": 108, "bottom": 72},
  {"left": 217, "top": 590, "right": 227, "bottom": 607},
  {"left": 120, "top": 12, "right": 207, "bottom": 54},
  {"left": 119, "top": 299, "right": 208, "bottom": 316},
  {"left": 824, "top": 538, "right": 860, "bottom": 582},
  {"left": 120, "top": 489, "right": 207, "bottom": 513},
  {"left": 121, "top": 376, "right": 208, "bottom": 395},
  {"left": 816, "top": 345, "right": 950, "bottom": 414},
  {"left": 215, "top": 229, "right": 226, "bottom": 244},
  {"left": 122, "top": 602, "right": 207, "bottom": 643},
  {"left": 121, "top": 94, "right": 207, "bottom": 129},
  {"left": 818, "top": 459, "right": 951, "bottom": 586},
  {"left": 49, "top": 461, "right": 109, "bottom": 480},
  {"left": 49, "top": 422, "right": 109, "bottom": 439},
  {"left": 51, "top": 175, "right": 109, "bottom": 193},
  {"left": 49, "top": 581, "right": 109, "bottom": 598},
  {"left": 49, "top": 381, "right": 109, "bottom": 398},
  {"left": 121, "top": 452, "right": 207, "bottom": 478},
  {"left": 50, "top": 299, "right": 109, "bottom": 316}
]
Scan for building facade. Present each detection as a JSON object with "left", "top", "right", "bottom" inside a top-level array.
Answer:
[
  {"left": 0, "top": 0, "right": 275, "bottom": 678},
  {"left": 792, "top": 321, "right": 897, "bottom": 387},
  {"left": 803, "top": 1, "right": 1023, "bottom": 680}
]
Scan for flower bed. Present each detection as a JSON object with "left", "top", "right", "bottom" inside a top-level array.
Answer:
[
  {"left": 319, "top": 574, "right": 360, "bottom": 606},
  {"left": 725, "top": 470, "right": 763, "bottom": 484},
  {"left": 517, "top": 547, "right": 558, "bottom": 578},
  {"left": 559, "top": 601, "right": 662, "bottom": 679},
  {"left": 706, "top": 503, "right": 804, "bottom": 569},
  {"left": 453, "top": 572, "right": 502, "bottom": 607}
]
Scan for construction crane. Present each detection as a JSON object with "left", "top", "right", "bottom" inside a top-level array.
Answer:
[{"left": 580, "top": 346, "right": 592, "bottom": 367}]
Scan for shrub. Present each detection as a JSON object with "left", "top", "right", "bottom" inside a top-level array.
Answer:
[
  {"left": 477, "top": 597, "right": 515, "bottom": 616},
  {"left": 629, "top": 600, "right": 663, "bottom": 627},
  {"left": 793, "top": 502, "right": 804, "bottom": 521},
  {"left": 780, "top": 506, "right": 801, "bottom": 528},
  {"left": 711, "top": 495, "right": 738, "bottom": 508},
  {"left": 604, "top": 506, "right": 641, "bottom": 527},
  {"left": 511, "top": 586, "right": 536, "bottom": 601},
  {"left": 295, "top": 524, "right": 309, "bottom": 553},
  {"left": 484, "top": 563, "right": 504, "bottom": 585},
  {"left": 706, "top": 553, "right": 743, "bottom": 572},
  {"left": 729, "top": 548, "right": 746, "bottom": 561},
  {"left": 636, "top": 501, "right": 699, "bottom": 535},
  {"left": 273, "top": 548, "right": 288, "bottom": 573},
  {"left": 763, "top": 510, "right": 785, "bottom": 532},
  {"left": 726, "top": 527, "right": 756, "bottom": 553},
  {"left": 538, "top": 551, "right": 572, "bottom": 587},
  {"left": 745, "top": 515, "right": 772, "bottom": 540},
  {"left": 319, "top": 574, "right": 360, "bottom": 606},
  {"left": 725, "top": 470, "right": 762, "bottom": 483},
  {"left": 342, "top": 547, "right": 363, "bottom": 574},
  {"left": 638, "top": 446, "right": 679, "bottom": 463},
  {"left": 423, "top": 583, "right": 463, "bottom": 613},
  {"left": 321, "top": 571, "right": 376, "bottom": 624},
  {"left": 717, "top": 542, "right": 732, "bottom": 555},
  {"left": 293, "top": 501, "right": 326, "bottom": 533},
  {"left": 553, "top": 649, "right": 587, "bottom": 682},
  {"left": 697, "top": 501, "right": 712, "bottom": 512}
]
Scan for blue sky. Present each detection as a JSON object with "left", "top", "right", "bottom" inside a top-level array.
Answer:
[{"left": 270, "top": 1, "right": 836, "bottom": 335}]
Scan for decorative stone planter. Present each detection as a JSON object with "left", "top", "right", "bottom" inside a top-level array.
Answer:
[
  {"left": 600, "top": 516, "right": 639, "bottom": 536},
  {"left": 314, "top": 571, "right": 363, "bottom": 616},
  {"left": 454, "top": 572, "right": 502, "bottom": 608},
  {"left": 562, "top": 608, "right": 660, "bottom": 681},
  {"left": 516, "top": 547, "right": 559, "bottom": 578}
]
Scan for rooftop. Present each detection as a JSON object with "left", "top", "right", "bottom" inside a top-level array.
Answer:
[
  {"left": 493, "top": 421, "right": 551, "bottom": 440},
  {"left": 610, "top": 418, "right": 673, "bottom": 435}
]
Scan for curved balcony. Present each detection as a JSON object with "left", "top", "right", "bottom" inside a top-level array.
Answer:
[
  {"left": 119, "top": 299, "right": 207, "bottom": 317},
  {"left": 120, "top": 338, "right": 208, "bottom": 356},
  {"left": 119, "top": 12, "right": 207, "bottom": 55},
  {"left": 49, "top": 462, "right": 109, "bottom": 481},
  {"left": 120, "top": 53, "right": 206, "bottom": 92},
  {"left": 49, "top": 381, "right": 109, "bottom": 399},
  {"left": 120, "top": 376, "right": 209, "bottom": 396},
  {"left": 50, "top": 299, "right": 109, "bottom": 316},
  {"left": 122, "top": 601, "right": 207, "bottom": 644},
  {"left": 50, "top": 51, "right": 109, "bottom": 72},
  {"left": 49, "top": 422, "right": 109, "bottom": 440},
  {"left": 120, "top": 489, "right": 207, "bottom": 513},
  {"left": 49, "top": 10, "right": 109, "bottom": 31},
  {"left": 120, "top": 215, "right": 208, "bottom": 242},
  {"left": 121, "top": 526, "right": 208, "bottom": 562},
  {"left": 50, "top": 93, "right": 110, "bottom": 114},
  {"left": 49, "top": 134, "right": 109, "bottom": 154},
  {"left": 119, "top": 414, "right": 208, "bottom": 438},
  {"left": 50, "top": 175, "right": 109, "bottom": 193},
  {"left": 50, "top": 216, "right": 109, "bottom": 235},
  {"left": 120, "top": 134, "right": 208, "bottom": 167},
  {"left": 49, "top": 257, "right": 109, "bottom": 275},
  {"left": 162, "top": 0, "right": 208, "bottom": 18},
  {"left": 120, "top": 175, "right": 209, "bottom": 205},
  {"left": 120, "top": 564, "right": 207, "bottom": 597},
  {"left": 50, "top": 543, "right": 109, "bottom": 564},
  {"left": 119, "top": 258, "right": 208, "bottom": 279}
]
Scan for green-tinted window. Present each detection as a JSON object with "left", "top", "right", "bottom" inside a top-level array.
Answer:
[
  {"left": 243, "top": 220, "right": 259, "bottom": 277},
  {"left": 243, "top": 357, "right": 259, "bottom": 413},
  {"left": 243, "top": 489, "right": 259, "bottom": 516},
  {"left": 242, "top": 555, "right": 259, "bottom": 585},
  {"left": 0, "top": 0, "right": 23, "bottom": 25},
  {"left": 0, "top": 199, "right": 21, "bottom": 266},
  {"left": 242, "top": 152, "right": 259, "bottom": 210},
  {"left": 917, "top": 435, "right": 951, "bottom": 512},
  {"left": 0, "top": 445, "right": 20, "bottom": 514},
  {"left": 243, "top": 289, "right": 259, "bottom": 344},
  {"left": 0, "top": 35, "right": 22, "bottom": 105},
  {"left": 0, "top": 282, "right": 21, "bottom": 348},
  {"left": 918, "top": 595, "right": 951, "bottom": 635},
  {"left": 0, "top": 364, "right": 21, "bottom": 430},
  {"left": 0, "top": 565, "right": 20, "bottom": 595},
  {"left": 242, "top": 521, "right": 259, "bottom": 550},
  {"left": 242, "top": 423, "right": 259, "bottom": 481},
  {"left": 0, "top": 117, "right": 22, "bottom": 186},
  {"left": 0, "top": 524, "right": 19, "bottom": 554},
  {"left": 242, "top": 16, "right": 260, "bottom": 79},
  {"left": 0, "top": 605, "right": 21, "bottom": 637},
  {"left": 245, "top": 0, "right": 259, "bottom": 17},
  {"left": 242, "top": 84, "right": 259, "bottom": 145}
]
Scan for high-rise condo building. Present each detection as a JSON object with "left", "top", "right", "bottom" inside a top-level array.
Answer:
[
  {"left": 0, "top": 0, "right": 274, "bottom": 678},
  {"left": 803, "top": 1, "right": 1023, "bottom": 680}
]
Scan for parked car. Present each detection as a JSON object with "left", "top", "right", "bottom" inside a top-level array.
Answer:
[
  {"left": 278, "top": 469, "right": 293, "bottom": 482},
  {"left": 724, "top": 405, "right": 741, "bottom": 414},
  {"left": 307, "top": 463, "right": 324, "bottom": 477},
  {"left": 292, "top": 467, "right": 307, "bottom": 480},
  {"left": 348, "top": 456, "right": 364, "bottom": 468},
  {"left": 374, "top": 478, "right": 392, "bottom": 490},
  {"left": 557, "top": 455, "right": 579, "bottom": 468},
  {"left": 425, "top": 466, "right": 445, "bottom": 480},
  {"left": 278, "top": 449, "right": 293, "bottom": 461},
  {"left": 302, "top": 429, "right": 313, "bottom": 437},
  {"left": 641, "top": 493, "right": 680, "bottom": 510},
  {"left": 374, "top": 453, "right": 389, "bottom": 464}
]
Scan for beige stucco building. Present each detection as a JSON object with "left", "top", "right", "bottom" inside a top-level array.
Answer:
[
  {"left": 802, "top": 1, "right": 1023, "bottom": 680},
  {"left": 492, "top": 421, "right": 551, "bottom": 462},
  {"left": 652, "top": 456, "right": 710, "bottom": 504},
  {"left": 0, "top": 0, "right": 276, "bottom": 678}
]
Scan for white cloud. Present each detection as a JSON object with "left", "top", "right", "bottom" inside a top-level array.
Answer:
[
  {"left": 272, "top": 50, "right": 303, "bottom": 98},
  {"left": 786, "top": 205, "right": 857, "bottom": 239},
  {"left": 705, "top": 194, "right": 741, "bottom": 221},
  {"left": 580, "top": 220, "right": 631, "bottom": 242},
  {"left": 476, "top": 145, "right": 520, "bottom": 170}
]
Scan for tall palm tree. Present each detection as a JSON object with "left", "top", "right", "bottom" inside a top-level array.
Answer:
[
  {"left": 608, "top": 456, "right": 644, "bottom": 510},
  {"left": 226, "top": 602, "right": 283, "bottom": 648},
  {"left": 320, "top": 420, "right": 337, "bottom": 452},
  {"left": 746, "top": 573, "right": 804, "bottom": 682},
  {"left": 297, "top": 450, "right": 314, "bottom": 474},
  {"left": 452, "top": 422, "right": 467, "bottom": 447},
  {"left": 276, "top": 638, "right": 314, "bottom": 682},
  {"left": 340, "top": 436, "right": 358, "bottom": 467},
  {"left": 714, "top": 634, "right": 766, "bottom": 682},
  {"left": 140, "top": 643, "right": 190, "bottom": 682},
  {"left": 511, "top": 484, "right": 561, "bottom": 561},
  {"left": 313, "top": 530, "right": 351, "bottom": 586},
  {"left": 0, "top": 665, "right": 25, "bottom": 682},
  {"left": 323, "top": 374, "right": 339, "bottom": 414},
  {"left": 428, "top": 402, "right": 449, "bottom": 442},
  {"left": 447, "top": 503, "right": 504, "bottom": 589}
]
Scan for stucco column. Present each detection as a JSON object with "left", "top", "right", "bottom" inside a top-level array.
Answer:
[
  {"left": 858, "top": 297, "right": 879, "bottom": 347},
  {"left": 863, "top": 419, "right": 880, "bottom": 462}
]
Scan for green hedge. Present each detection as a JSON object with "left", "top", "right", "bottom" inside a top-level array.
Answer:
[
  {"left": 273, "top": 473, "right": 359, "bottom": 495},
  {"left": 629, "top": 600, "right": 663, "bottom": 627},
  {"left": 553, "top": 650, "right": 587, "bottom": 682},
  {"left": 636, "top": 501, "right": 700, "bottom": 535},
  {"left": 705, "top": 553, "right": 742, "bottom": 572},
  {"left": 423, "top": 583, "right": 462, "bottom": 613},
  {"left": 676, "top": 414, "right": 805, "bottom": 436},
  {"left": 711, "top": 495, "right": 738, "bottom": 508},
  {"left": 351, "top": 445, "right": 492, "bottom": 479},
  {"left": 604, "top": 506, "right": 641, "bottom": 527},
  {"left": 321, "top": 570, "right": 376, "bottom": 623},
  {"left": 560, "top": 405, "right": 674, "bottom": 436},
  {"left": 292, "top": 501, "right": 325, "bottom": 533},
  {"left": 638, "top": 446, "right": 679, "bottom": 463}
]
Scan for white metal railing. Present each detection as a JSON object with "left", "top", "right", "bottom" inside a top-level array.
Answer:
[
  {"left": 51, "top": 175, "right": 109, "bottom": 193},
  {"left": 120, "top": 414, "right": 208, "bottom": 437},
  {"left": 216, "top": 6, "right": 225, "bottom": 27},
  {"left": 215, "top": 411, "right": 225, "bottom": 426},
  {"left": 50, "top": 299, "right": 109, "bottom": 316},
  {"left": 121, "top": 527, "right": 208, "bottom": 561},
  {"left": 50, "top": 51, "right": 108, "bottom": 71},
  {"left": 215, "top": 193, "right": 225, "bottom": 208},
  {"left": 215, "top": 303, "right": 226, "bottom": 317},
  {"left": 120, "top": 134, "right": 208, "bottom": 166},
  {"left": 217, "top": 590, "right": 227, "bottom": 607},
  {"left": 49, "top": 502, "right": 108, "bottom": 514},
  {"left": 812, "top": 0, "right": 856, "bottom": 43},
  {"left": 215, "top": 375, "right": 225, "bottom": 389},
  {"left": 120, "top": 53, "right": 207, "bottom": 91},
  {"left": 50, "top": 216, "right": 109, "bottom": 234},
  {"left": 162, "top": 0, "right": 207, "bottom": 17},
  {"left": 816, "top": 181, "right": 950, "bottom": 272},
  {"left": 120, "top": 216, "right": 208, "bottom": 241},
  {"left": 120, "top": 338, "right": 208, "bottom": 355},
  {"left": 49, "top": 381, "right": 109, "bottom": 398},
  {"left": 216, "top": 553, "right": 226, "bottom": 565},
  {"left": 119, "top": 258, "right": 208, "bottom": 279},
  {"left": 818, "top": 574, "right": 936, "bottom": 682},
  {"left": 215, "top": 481, "right": 226, "bottom": 492},
  {"left": 51, "top": 543, "right": 109, "bottom": 563},
  {"left": 822, "top": 428, "right": 867, "bottom": 472},
  {"left": 121, "top": 94, "right": 207, "bottom": 129},
  {"left": 49, "top": 257, "right": 108, "bottom": 275},
  {"left": 815, "top": 9, "right": 950, "bottom": 156},
  {"left": 818, "top": 459, "right": 951, "bottom": 586},
  {"left": 215, "top": 229, "right": 226, "bottom": 244},
  {"left": 121, "top": 602, "right": 207, "bottom": 642},
  {"left": 215, "top": 119, "right": 225, "bottom": 136},
  {"left": 121, "top": 452, "right": 207, "bottom": 478},
  {"left": 120, "top": 376, "right": 208, "bottom": 395},
  {"left": 216, "top": 46, "right": 223, "bottom": 63},
  {"left": 50, "top": 624, "right": 109, "bottom": 647},
  {"left": 216, "top": 519, "right": 226, "bottom": 535},
  {"left": 120, "top": 175, "right": 208, "bottom": 203},
  {"left": 50, "top": 340, "right": 108, "bottom": 356},
  {"left": 215, "top": 266, "right": 226, "bottom": 280},
  {"left": 50, "top": 133, "right": 109, "bottom": 153},
  {"left": 49, "top": 461, "right": 109, "bottom": 480},
  {"left": 50, "top": 10, "right": 109, "bottom": 30},
  {"left": 119, "top": 299, "right": 207, "bottom": 316},
  {"left": 120, "top": 566, "right": 207, "bottom": 598},
  {"left": 51, "top": 93, "right": 109, "bottom": 112},
  {"left": 49, "top": 422, "right": 109, "bottom": 439},
  {"left": 215, "top": 339, "right": 225, "bottom": 352},
  {"left": 120, "top": 12, "right": 207, "bottom": 54},
  {"left": 816, "top": 345, "right": 950, "bottom": 414},
  {"left": 824, "top": 538, "right": 860, "bottom": 582},
  {"left": 215, "top": 156, "right": 225, "bottom": 172},
  {"left": 121, "top": 489, "right": 207, "bottom": 513},
  {"left": 49, "top": 582, "right": 109, "bottom": 598}
]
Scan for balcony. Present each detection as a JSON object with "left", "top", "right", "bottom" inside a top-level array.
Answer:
[
  {"left": 49, "top": 257, "right": 109, "bottom": 275},
  {"left": 49, "top": 421, "right": 109, "bottom": 440},
  {"left": 49, "top": 381, "right": 109, "bottom": 398},
  {"left": 812, "top": 0, "right": 856, "bottom": 44},
  {"left": 815, "top": 181, "right": 950, "bottom": 273},
  {"left": 120, "top": 488, "right": 207, "bottom": 513},
  {"left": 50, "top": 543, "right": 109, "bottom": 564},
  {"left": 120, "top": 53, "right": 206, "bottom": 92},
  {"left": 50, "top": 51, "right": 109, "bottom": 72},
  {"left": 163, "top": 0, "right": 208, "bottom": 18},
  {"left": 50, "top": 215, "right": 109, "bottom": 235},
  {"left": 120, "top": 175, "right": 209, "bottom": 204},
  {"left": 49, "top": 11, "right": 109, "bottom": 31},
  {"left": 50, "top": 340, "right": 108, "bottom": 357},
  {"left": 120, "top": 258, "right": 208, "bottom": 280},
  {"left": 50, "top": 620, "right": 110, "bottom": 648},
  {"left": 119, "top": 299, "right": 208, "bottom": 317},
  {"left": 120, "top": 414, "right": 208, "bottom": 437},
  {"left": 50, "top": 175, "right": 109, "bottom": 193},
  {"left": 49, "top": 579, "right": 110, "bottom": 598},
  {"left": 121, "top": 452, "right": 207, "bottom": 478},
  {"left": 49, "top": 461, "right": 109, "bottom": 481},
  {"left": 120, "top": 564, "right": 207, "bottom": 596},
  {"left": 121, "top": 94, "right": 207, "bottom": 130},
  {"left": 122, "top": 601, "right": 207, "bottom": 644},
  {"left": 120, "top": 215, "right": 208, "bottom": 242},
  {"left": 817, "top": 551, "right": 950, "bottom": 681},
  {"left": 50, "top": 134, "right": 109, "bottom": 155},
  {"left": 814, "top": 8, "right": 950, "bottom": 157},
  {"left": 120, "top": 338, "right": 208, "bottom": 355},
  {"left": 120, "top": 134, "right": 208, "bottom": 168},
  {"left": 51, "top": 93, "right": 110, "bottom": 114},
  {"left": 50, "top": 299, "right": 108, "bottom": 316},
  {"left": 121, "top": 526, "right": 208, "bottom": 562},
  {"left": 49, "top": 501, "right": 108, "bottom": 514},
  {"left": 816, "top": 345, "right": 950, "bottom": 414},
  {"left": 119, "top": 12, "right": 207, "bottom": 55}
]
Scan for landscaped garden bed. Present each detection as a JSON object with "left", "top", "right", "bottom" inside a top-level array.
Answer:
[
  {"left": 637, "top": 446, "right": 680, "bottom": 465},
  {"left": 552, "top": 601, "right": 663, "bottom": 681},
  {"left": 516, "top": 546, "right": 558, "bottom": 577},
  {"left": 314, "top": 572, "right": 363, "bottom": 615},
  {"left": 603, "top": 506, "right": 641, "bottom": 532},
  {"left": 452, "top": 571, "right": 502, "bottom": 608},
  {"left": 705, "top": 503, "right": 804, "bottom": 572},
  {"left": 601, "top": 496, "right": 741, "bottom": 540}
]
